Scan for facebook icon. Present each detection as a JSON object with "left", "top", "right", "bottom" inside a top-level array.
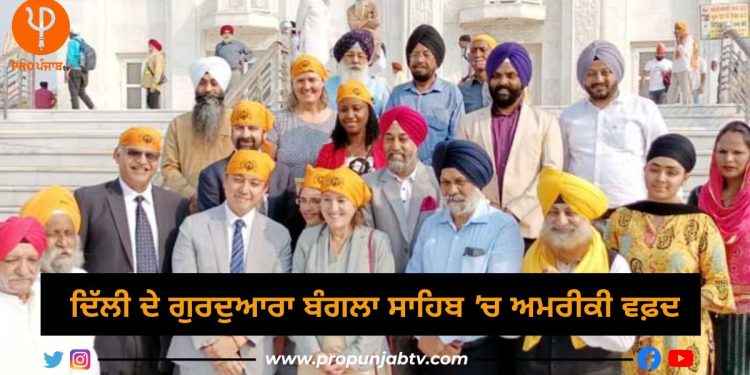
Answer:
[{"left": 637, "top": 345, "right": 661, "bottom": 371}]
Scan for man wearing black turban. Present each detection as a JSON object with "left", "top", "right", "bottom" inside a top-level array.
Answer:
[
  {"left": 406, "top": 139, "right": 524, "bottom": 375},
  {"left": 386, "top": 24, "right": 465, "bottom": 165}
]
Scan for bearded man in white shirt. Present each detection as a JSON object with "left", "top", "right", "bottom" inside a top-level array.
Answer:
[{"left": 560, "top": 40, "right": 667, "bottom": 218}]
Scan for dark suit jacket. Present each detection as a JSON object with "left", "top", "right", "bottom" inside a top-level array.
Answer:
[
  {"left": 75, "top": 179, "right": 188, "bottom": 375},
  {"left": 197, "top": 155, "right": 296, "bottom": 224}
]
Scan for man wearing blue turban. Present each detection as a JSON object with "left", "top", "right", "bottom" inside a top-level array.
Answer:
[
  {"left": 407, "top": 139, "right": 524, "bottom": 375},
  {"left": 457, "top": 42, "right": 563, "bottom": 247}
]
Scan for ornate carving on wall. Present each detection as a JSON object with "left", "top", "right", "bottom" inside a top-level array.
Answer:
[{"left": 410, "top": 0, "right": 433, "bottom": 29}]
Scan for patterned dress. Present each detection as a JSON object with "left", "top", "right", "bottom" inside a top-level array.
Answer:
[
  {"left": 606, "top": 201, "right": 735, "bottom": 375},
  {"left": 267, "top": 109, "right": 336, "bottom": 179}
]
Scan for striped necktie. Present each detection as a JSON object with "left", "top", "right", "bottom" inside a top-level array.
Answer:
[
  {"left": 134, "top": 196, "right": 158, "bottom": 273},
  {"left": 230, "top": 219, "right": 245, "bottom": 273}
]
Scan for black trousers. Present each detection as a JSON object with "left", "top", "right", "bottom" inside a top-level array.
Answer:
[
  {"left": 68, "top": 69, "right": 94, "bottom": 109},
  {"left": 146, "top": 89, "right": 160, "bottom": 109}
]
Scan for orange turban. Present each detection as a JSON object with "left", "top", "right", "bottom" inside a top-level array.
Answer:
[
  {"left": 226, "top": 150, "right": 276, "bottom": 182},
  {"left": 118, "top": 126, "right": 162, "bottom": 154},
  {"left": 675, "top": 21, "right": 688, "bottom": 32},
  {"left": 20, "top": 185, "right": 81, "bottom": 233},
  {"left": 302, "top": 165, "right": 329, "bottom": 191},
  {"left": 336, "top": 80, "right": 373, "bottom": 105},
  {"left": 472, "top": 34, "right": 497, "bottom": 49},
  {"left": 320, "top": 166, "right": 371, "bottom": 208},
  {"left": 291, "top": 54, "right": 329, "bottom": 81},
  {"left": 231, "top": 100, "right": 275, "bottom": 132},
  {"left": 656, "top": 43, "right": 666, "bottom": 54}
]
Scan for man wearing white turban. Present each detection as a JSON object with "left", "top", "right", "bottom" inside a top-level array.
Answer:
[{"left": 161, "top": 57, "right": 235, "bottom": 213}]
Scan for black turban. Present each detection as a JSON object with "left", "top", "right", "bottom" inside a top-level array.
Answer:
[
  {"left": 405, "top": 24, "right": 446, "bottom": 67},
  {"left": 432, "top": 140, "right": 494, "bottom": 189},
  {"left": 646, "top": 134, "right": 697, "bottom": 173}
]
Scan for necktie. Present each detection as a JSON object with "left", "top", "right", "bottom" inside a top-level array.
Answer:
[
  {"left": 231, "top": 219, "right": 245, "bottom": 273},
  {"left": 134, "top": 196, "right": 158, "bottom": 273}
]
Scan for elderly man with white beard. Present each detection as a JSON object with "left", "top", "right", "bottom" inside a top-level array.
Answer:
[
  {"left": 324, "top": 29, "right": 390, "bottom": 117},
  {"left": 20, "top": 185, "right": 86, "bottom": 274},
  {"left": 162, "top": 56, "right": 235, "bottom": 213},
  {"left": 406, "top": 139, "right": 523, "bottom": 375},
  {"left": 514, "top": 167, "right": 633, "bottom": 375}
]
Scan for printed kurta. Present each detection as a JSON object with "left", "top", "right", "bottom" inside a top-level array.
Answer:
[{"left": 606, "top": 202, "right": 735, "bottom": 375}]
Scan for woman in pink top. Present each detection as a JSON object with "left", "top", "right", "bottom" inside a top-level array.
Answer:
[{"left": 695, "top": 121, "right": 750, "bottom": 374}]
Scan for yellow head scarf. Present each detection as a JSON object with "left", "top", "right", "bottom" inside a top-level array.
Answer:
[
  {"left": 521, "top": 167, "right": 611, "bottom": 351},
  {"left": 231, "top": 100, "right": 275, "bottom": 132},
  {"left": 336, "top": 80, "right": 373, "bottom": 106},
  {"left": 537, "top": 167, "right": 608, "bottom": 220},
  {"left": 302, "top": 165, "right": 329, "bottom": 191},
  {"left": 291, "top": 54, "right": 330, "bottom": 81},
  {"left": 472, "top": 34, "right": 497, "bottom": 49},
  {"left": 226, "top": 150, "right": 276, "bottom": 182},
  {"left": 320, "top": 166, "right": 372, "bottom": 208},
  {"left": 20, "top": 185, "right": 81, "bottom": 233},
  {"left": 118, "top": 126, "right": 162, "bottom": 154}
]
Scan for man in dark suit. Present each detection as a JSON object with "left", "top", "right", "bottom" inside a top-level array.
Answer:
[
  {"left": 197, "top": 100, "right": 295, "bottom": 225},
  {"left": 75, "top": 126, "right": 188, "bottom": 375}
]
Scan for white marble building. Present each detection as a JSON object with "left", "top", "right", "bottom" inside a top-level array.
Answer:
[{"left": 9, "top": 0, "right": 739, "bottom": 111}]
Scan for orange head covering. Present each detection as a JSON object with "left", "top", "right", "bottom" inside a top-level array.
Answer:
[
  {"left": 20, "top": 185, "right": 81, "bottom": 233},
  {"left": 231, "top": 100, "right": 275, "bottom": 132},
  {"left": 336, "top": 80, "right": 373, "bottom": 105},
  {"left": 302, "top": 165, "right": 329, "bottom": 191},
  {"left": 675, "top": 21, "right": 688, "bottom": 33},
  {"left": 320, "top": 166, "right": 372, "bottom": 208},
  {"left": 291, "top": 54, "right": 329, "bottom": 81},
  {"left": 472, "top": 34, "right": 498, "bottom": 49},
  {"left": 226, "top": 150, "right": 276, "bottom": 182},
  {"left": 118, "top": 126, "right": 162, "bottom": 154}
]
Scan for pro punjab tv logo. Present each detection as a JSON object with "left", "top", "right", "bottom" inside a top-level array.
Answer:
[{"left": 10, "top": 0, "right": 70, "bottom": 71}]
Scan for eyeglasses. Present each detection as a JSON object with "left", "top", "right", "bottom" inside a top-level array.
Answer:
[
  {"left": 409, "top": 51, "right": 434, "bottom": 60},
  {"left": 125, "top": 148, "right": 160, "bottom": 162}
]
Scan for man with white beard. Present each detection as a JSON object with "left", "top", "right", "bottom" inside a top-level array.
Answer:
[
  {"left": 20, "top": 185, "right": 86, "bottom": 274},
  {"left": 162, "top": 57, "right": 235, "bottom": 213},
  {"left": 406, "top": 139, "right": 523, "bottom": 375},
  {"left": 324, "top": 29, "right": 390, "bottom": 116},
  {"left": 515, "top": 167, "right": 633, "bottom": 375}
]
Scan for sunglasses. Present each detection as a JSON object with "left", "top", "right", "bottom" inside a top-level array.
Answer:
[{"left": 124, "top": 148, "right": 160, "bottom": 162}]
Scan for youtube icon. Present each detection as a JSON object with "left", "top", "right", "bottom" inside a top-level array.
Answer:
[{"left": 668, "top": 349, "right": 694, "bottom": 367}]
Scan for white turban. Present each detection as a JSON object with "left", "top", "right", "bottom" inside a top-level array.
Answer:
[{"left": 189, "top": 56, "right": 232, "bottom": 93}]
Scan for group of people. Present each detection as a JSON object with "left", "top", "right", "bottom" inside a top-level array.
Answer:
[{"left": 2, "top": 17, "right": 749, "bottom": 375}]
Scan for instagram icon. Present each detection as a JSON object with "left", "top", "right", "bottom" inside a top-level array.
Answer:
[{"left": 70, "top": 349, "right": 90, "bottom": 370}]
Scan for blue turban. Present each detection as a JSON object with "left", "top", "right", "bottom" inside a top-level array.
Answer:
[
  {"left": 432, "top": 140, "right": 494, "bottom": 189},
  {"left": 485, "top": 42, "right": 532, "bottom": 87}
]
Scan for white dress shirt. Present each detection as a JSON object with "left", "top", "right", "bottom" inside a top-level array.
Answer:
[
  {"left": 224, "top": 204, "right": 257, "bottom": 268},
  {"left": 388, "top": 163, "right": 420, "bottom": 218},
  {"left": 0, "top": 280, "right": 99, "bottom": 374},
  {"left": 119, "top": 179, "right": 159, "bottom": 273},
  {"left": 560, "top": 93, "right": 668, "bottom": 208},
  {"left": 673, "top": 34, "right": 694, "bottom": 73}
]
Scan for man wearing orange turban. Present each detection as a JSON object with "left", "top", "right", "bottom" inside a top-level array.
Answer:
[
  {"left": 642, "top": 42, "right": 673, "bottom": 104},
  {"left": 74, "top": 126, "right": 189, "bottom": 375},
  {"left": 169, "top": 149, "right": 291, "bottom": 375},
  {"left": 514, "top": 167, "right": 634, "bottom": 374},
  {"left": 198, "top": 100, "right": 297, "bottom": 232},
  {"left": 0, "top": 216, "right": 100, "bottom": 373},
  {"left": 667, "top": 21, "right": 696, "bottom": 104},
  {"left": 20, "top": 185, "right": 85, "bottom": 274}
]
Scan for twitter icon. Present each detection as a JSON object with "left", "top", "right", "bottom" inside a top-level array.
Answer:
[{"left": 44, "top": 351, "right": 63, "bottom": 368}]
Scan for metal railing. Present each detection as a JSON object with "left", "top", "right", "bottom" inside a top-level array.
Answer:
[
  {"left": 1, "top": 47, "right": 35, "bottom": 119},
  {"left": 225, "top": 40, "right": 290, "bottom": 110},
  {"left": 718, "top": 28, "right": 750, "bottom": 122}
]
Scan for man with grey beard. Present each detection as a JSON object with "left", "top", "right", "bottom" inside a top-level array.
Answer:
[
  {"left": 515, "top": 167, "right": 633, "bottom": 375},
  {"left": 324, "top": 29, "right": 390, "bottom": 116},
  {"left": 162, "top": 56, "right": 235, "bottom": 213},
  {"left": 363, "top": 106, "right": 440, "bottom": 274},
  {"left": 19, "top": 185, "right": 86, "bottom": 274},
  {"left": 406, "top": 139, "right": 523, "bottom": 375}
]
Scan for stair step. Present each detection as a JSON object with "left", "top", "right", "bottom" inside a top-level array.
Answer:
[{"left": 0, "top": 166, "right": 119, "bottom": 186}]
